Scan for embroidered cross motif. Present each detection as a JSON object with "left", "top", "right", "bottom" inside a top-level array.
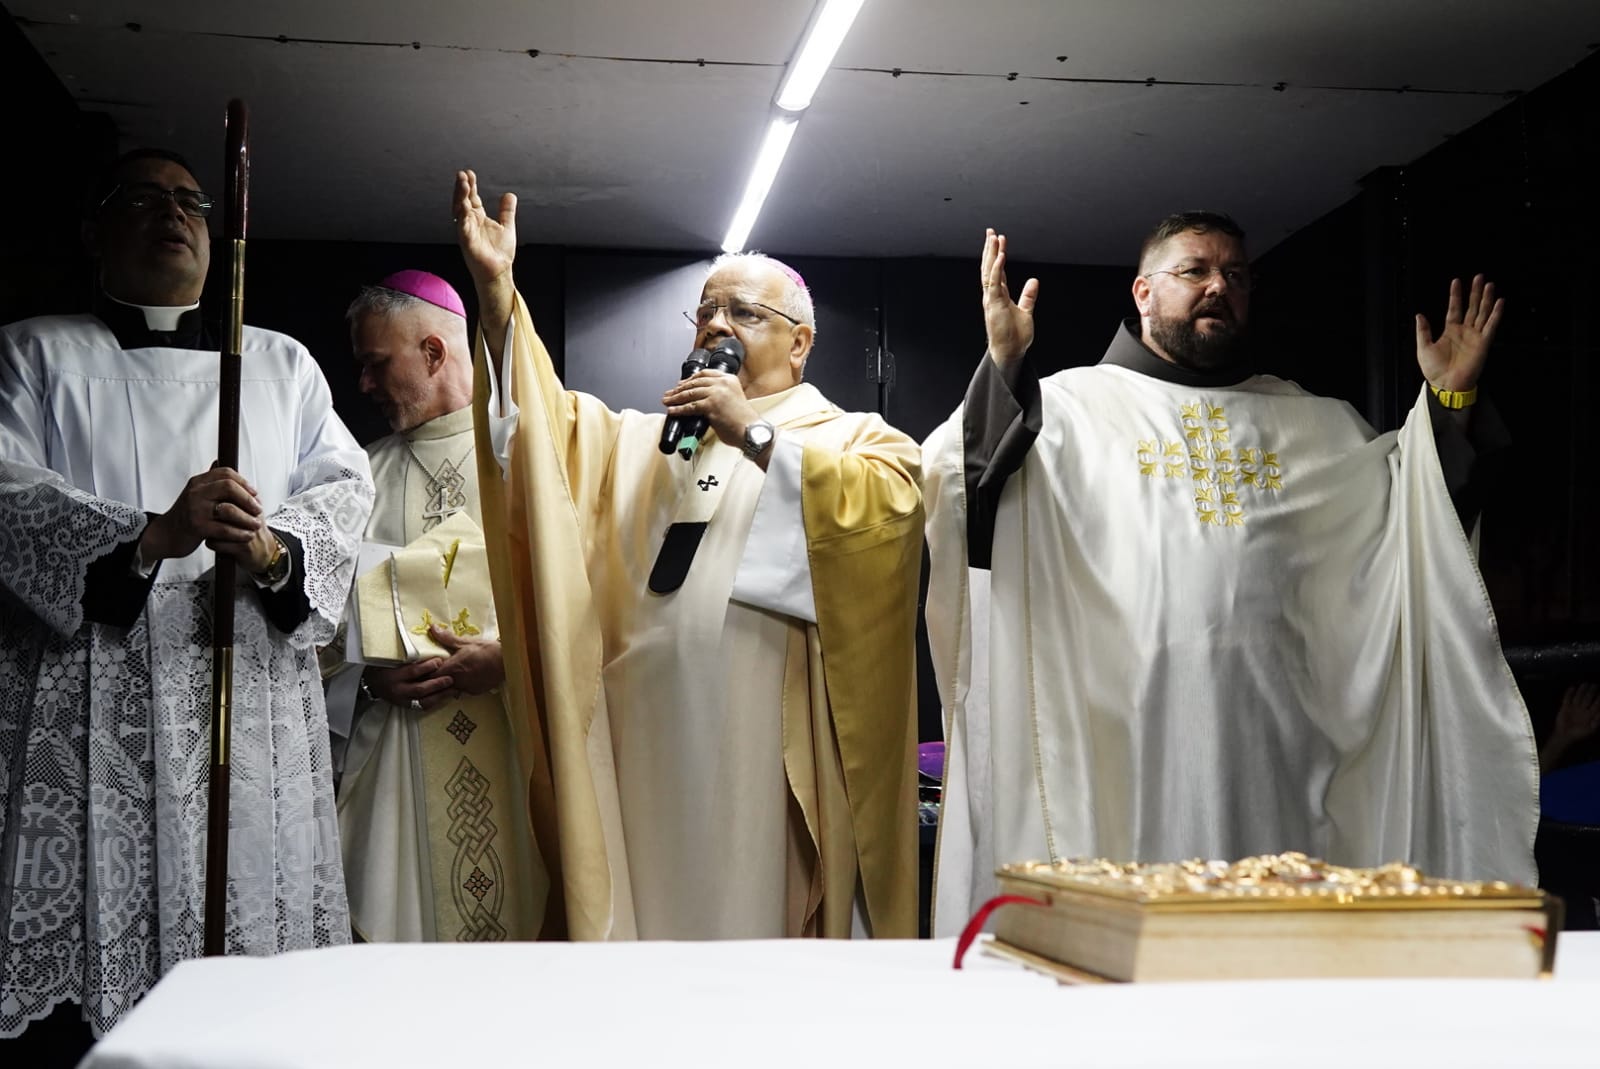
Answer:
[
  {"left": 446, "top": 711, "right": 478, "bottom": 744},
  {"left": 409, "top": 607, "right": 482, "bottom": 638},
  {"left": 697, "top": 475, "right": 719, "bottom": 492},
  {"left": 463, "top": 866, "right": 494, "bottom": 901},
  {"left": 1136, "top": 401, "right": 1283, "bottom": 527}
]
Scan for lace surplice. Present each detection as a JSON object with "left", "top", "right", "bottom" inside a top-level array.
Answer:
[{"left": 0, "top": 315, "right": 374, "bottom": 1037}]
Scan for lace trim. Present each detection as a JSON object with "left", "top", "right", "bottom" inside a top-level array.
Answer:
[
  {"left": 1, "top": 587, "right": 351, "bottom": 1039},
  {"left": 269, "top": 459, "right": 374, "bottom": 650},
  {"left": 0, "top": 462, "right": 145, "bottom": 637},
  {"left": 1, "top": 462, "right": 361, "bottom": 1039}
]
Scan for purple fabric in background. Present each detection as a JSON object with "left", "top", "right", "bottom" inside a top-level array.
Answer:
[{"left": 918, "top": 742, "right": 945, "bottom": 780}]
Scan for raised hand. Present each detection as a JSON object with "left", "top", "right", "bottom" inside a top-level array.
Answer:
[
  {"left": 981, "top": 228, "right": 1039, "bottom": 368},
  {"left": 454, "top": 168, "right": 520, "bottom": 354},
  {"left": 453, "top": 169, "right": 517, "bottom": 290},
  {"left": 1540, "top": 682, "right": 1600, "bottom": 773},
  {"left": 1415, "top": 274, "right": 1504, "bottom": 393}
]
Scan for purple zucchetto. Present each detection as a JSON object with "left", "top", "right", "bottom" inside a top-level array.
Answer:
[
  {"left": 767, "top": 257, "right": 807, "bottom": 293},
  {"left": 378, "top": 270, "right": 466, "bottom": 318}
]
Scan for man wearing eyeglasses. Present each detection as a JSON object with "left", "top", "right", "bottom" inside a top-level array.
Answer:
[
  {"left": 452, "top": 170, "right": 922, "bottom": 942},
  {"left": 925, "top": 211, "right": 1535, "bottom": 935},
  {"left": 0, "top": 148, "right": 372, "bottom": 1052}
]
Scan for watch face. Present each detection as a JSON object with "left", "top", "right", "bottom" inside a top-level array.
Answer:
[{"left": 745, "top": 421, "right": 774, "bottom": 455}]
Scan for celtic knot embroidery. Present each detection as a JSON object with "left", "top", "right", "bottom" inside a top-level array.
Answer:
[
  {"left": 446, "top": 758, "right": 508, "bottom": 941},
  {"left": 1136, "top": 401, "right": 1283, "bottom": 527}
]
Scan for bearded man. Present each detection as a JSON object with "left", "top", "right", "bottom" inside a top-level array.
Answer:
[{"left": 924, "top": 211, "right": 1536, "bottom": 934}]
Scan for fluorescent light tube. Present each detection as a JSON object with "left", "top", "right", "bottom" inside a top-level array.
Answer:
[
  {"left": 721, "top": 116, "right": 800, "bottom": 253},
  {"left": 775, "top": 0, "right": 867, "bottom": 112}
]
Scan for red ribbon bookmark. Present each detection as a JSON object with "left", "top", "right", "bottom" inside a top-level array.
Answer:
[{"left": 953, "top": 894, "right": 1047, "bottom": 969}]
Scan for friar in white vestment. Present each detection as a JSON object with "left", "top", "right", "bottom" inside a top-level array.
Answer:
[
  {"left": 331, "top": 270, "right": 543, "bottom": 942},
  {"left": 450, "top": 170, "right": 924, "bottom": 940},
  {"left": 925, "top": 213, "right": 1538, "bottom": 936},
  {"left": 0, "top": 149, "right": 372, "bottom": 1046}
]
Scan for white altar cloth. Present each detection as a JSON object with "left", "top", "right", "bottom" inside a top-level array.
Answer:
[{"left": 80, "top": 933, "right": 1600, "bottom": 1068}]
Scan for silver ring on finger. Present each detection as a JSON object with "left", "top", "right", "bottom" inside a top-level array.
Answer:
[{"left": 409, "top": 698, "right": 423, "bottom": 711}]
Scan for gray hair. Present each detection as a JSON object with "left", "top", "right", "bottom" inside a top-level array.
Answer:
[
  {"left": 710, "top": 251, "right": 816, "bottom": 332},
  {"left": 345, "top": 285, "right": 431, "bottom": 326}
]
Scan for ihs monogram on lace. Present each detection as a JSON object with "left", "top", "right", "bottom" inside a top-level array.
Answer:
[{"left": 1136, "top": 401, "right": 1283, "bottom": 527}]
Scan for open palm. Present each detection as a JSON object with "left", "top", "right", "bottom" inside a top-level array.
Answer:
[
  {"left": 1415, "top": 274, "right": 1503, "bottom": 392},
  {"left": 981, "top": 228, "right": 1039, "bottom": 366},
  {"left": 453, "top": 169, "right": 518, "bottom": 287}
]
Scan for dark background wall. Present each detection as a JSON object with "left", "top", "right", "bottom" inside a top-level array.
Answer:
[
  {"left": 5, "top": 18, "right": 1596, "bottom": 743},
  {"left": 1248, "top": 54, "right": 1600, "bottom": 662}
]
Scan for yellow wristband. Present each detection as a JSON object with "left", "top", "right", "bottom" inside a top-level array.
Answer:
[{"left": 1430, "top": 385, "right": 1477, "bottom": 410}]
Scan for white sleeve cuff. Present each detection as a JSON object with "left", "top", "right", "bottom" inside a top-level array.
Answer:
[
  {"left": 483, "top": 317, "right": 520, "bottom": 478},
  {"left": 731, "top": 435, "right": 816, "bottom": 623}
]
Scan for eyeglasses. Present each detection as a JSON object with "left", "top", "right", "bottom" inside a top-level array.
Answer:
[
  {"left": 684, "top": 299, "right": 800, "bottom": 330},
  {"left": 98, "top": 183, "right": 214, "bottom": 219},
  {"left": 1147, "top": 264, "right": 1253, "bottom": 292}
]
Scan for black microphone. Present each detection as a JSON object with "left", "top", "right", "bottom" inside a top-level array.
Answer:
[
  {"left": 673, "top": 336, "right": 744, "bottom": 459},
  {"left": 659, "top": 348, "right": 711, "bottom": 454}
]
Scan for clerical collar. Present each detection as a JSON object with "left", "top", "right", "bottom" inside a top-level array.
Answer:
[
  {"left": 105, "top": 292, "right": 199, "bottom": 331},
  {"left": 94, "top": 290, "right": 215, "bottom": 352},
  {"left": 1100, "top": 318, "right": 1255, "bottom": 388},
  {"left": 406, "top": 405, "right": 475, "bottom": 442}
]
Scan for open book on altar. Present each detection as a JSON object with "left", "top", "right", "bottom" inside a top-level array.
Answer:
[
  {"left": 355, "top": 511, "right": 499, "bottom": 666},
  {"left": 982, "top": 853, "right": 1560, "bottom": 983}
]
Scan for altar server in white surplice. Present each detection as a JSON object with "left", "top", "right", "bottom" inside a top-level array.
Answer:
[
  {"left": 926, "top": 212, "right": 1537, "bottom": 935},
  {"left": 332, "top": 271, "right": 544, "bottom": 942},
  {"left": 0, "top": 149, "right": 372, "bottom": 1048}
]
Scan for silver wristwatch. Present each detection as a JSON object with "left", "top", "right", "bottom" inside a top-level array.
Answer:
[{"left": 742, "top": 419, "right": 775, "bottom": 460}]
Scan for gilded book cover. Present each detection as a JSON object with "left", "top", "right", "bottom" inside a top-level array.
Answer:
[{"left": 988, "top": 853, "right": 1559, "bottom": 983}]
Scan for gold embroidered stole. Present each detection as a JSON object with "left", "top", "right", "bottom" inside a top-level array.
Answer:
[{"left": 355, "top": 513, "right": 544, "bottom": 940}]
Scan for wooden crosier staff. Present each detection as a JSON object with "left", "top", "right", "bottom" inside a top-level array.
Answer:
[{"left": 204, "top": 97, "right": 248, "bottom": 958}]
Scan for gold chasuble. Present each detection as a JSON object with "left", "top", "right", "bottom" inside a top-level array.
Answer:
[
  {"left": 338, "top": 408, "right": 545, "bottom": 942},
  {"left": 473, "top": 294, "right": 922, "bottom": 939}
]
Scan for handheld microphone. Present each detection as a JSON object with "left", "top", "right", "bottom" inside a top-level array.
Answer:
[
  {"left": 659, "top": 348, "right": 711, "bottom": 454},
  {"left": 673, "top": 336, "right": 744, "bottom": 459}
]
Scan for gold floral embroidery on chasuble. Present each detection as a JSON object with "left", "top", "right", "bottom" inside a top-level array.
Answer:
[{"left": 1136, "top": 401, "right": 1284, "bottom": 527}]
